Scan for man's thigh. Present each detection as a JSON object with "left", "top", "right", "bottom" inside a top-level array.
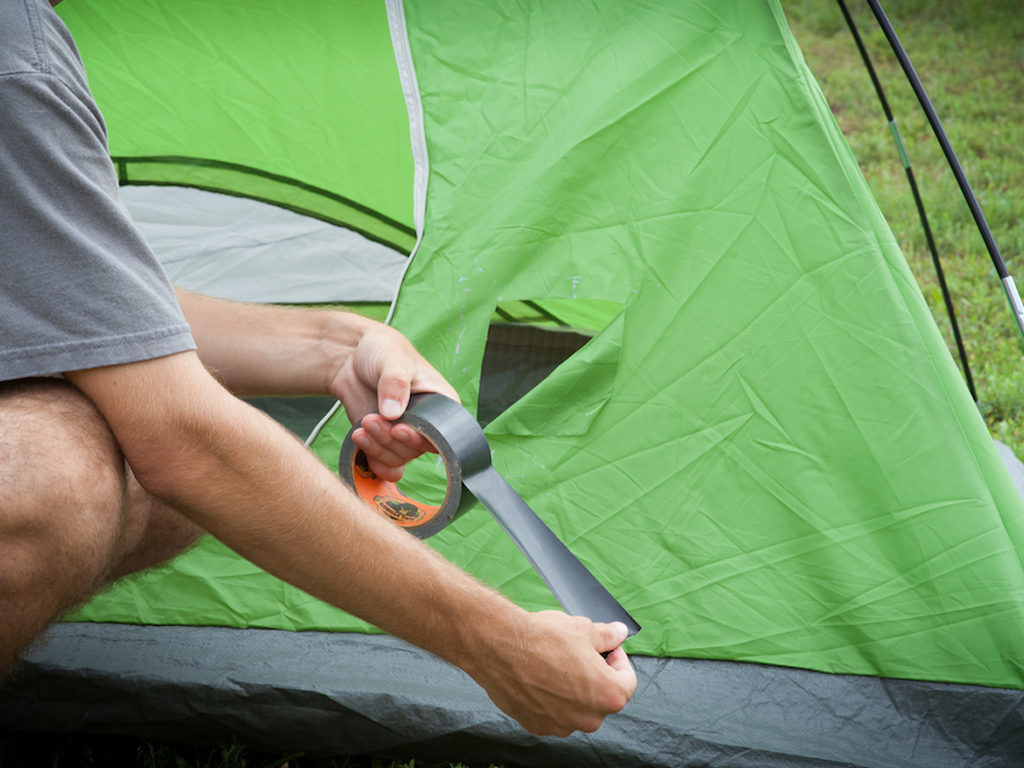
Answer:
[{"left": 0, "top": 376, "right": 129, "bottom": 669}]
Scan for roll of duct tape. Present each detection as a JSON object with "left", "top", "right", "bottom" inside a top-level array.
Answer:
[
  {"left": 338, "top": 394, "right": 484, "bottom": 539},
  {"left": 339, "top": 393, "right": 640, "bottom": 637}
]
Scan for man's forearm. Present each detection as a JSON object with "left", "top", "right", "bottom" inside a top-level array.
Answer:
[
  {"left": 175, "top": 287, "right": 368, "bottom": 398},
  {"left": 67, "top": 351, "right": 513, "bottom": 666}
]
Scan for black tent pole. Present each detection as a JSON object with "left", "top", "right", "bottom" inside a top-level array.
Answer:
[
  {"left": 835, "top": 0, "right": 977, "bottom": 402},
  {"left": 863, "top": 0, "right": 1024, "bottom": 349}
]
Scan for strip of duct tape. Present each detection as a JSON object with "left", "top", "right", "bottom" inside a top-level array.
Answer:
[{"left": 339, "top": 393, "right": 640, "bottom": 637}]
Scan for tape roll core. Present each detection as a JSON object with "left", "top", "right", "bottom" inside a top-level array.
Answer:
[{"left": 349, "top": 449, "right": 445, "bottom": 531}]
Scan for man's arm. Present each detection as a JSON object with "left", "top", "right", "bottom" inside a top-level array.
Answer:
[
  {"left": 175, "top": 287, "right": 452, "bottom": 481},
  {"left": 66, "top": 345, "right": 636, "bottom": 737}
]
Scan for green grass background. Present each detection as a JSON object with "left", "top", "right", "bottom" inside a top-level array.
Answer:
[
  {"left": 3, "top": 1, "right": 1022, "bottom": 766},
  {"left": 0, "top": 732, "right": 470, "bottom": 768},
  {"left": 788, "top": 0, "right": 1024, "bottom": 454}
]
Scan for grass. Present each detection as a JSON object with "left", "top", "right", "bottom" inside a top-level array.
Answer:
[
  {"left": 5, "top": 2, "right": 1022, "bottom": 766},
  {"left": 785, "top": 0, "right": 1024, "bottom": 456},
  {"left": 0, "top": 731, "right": 490, "bottom": 768}
]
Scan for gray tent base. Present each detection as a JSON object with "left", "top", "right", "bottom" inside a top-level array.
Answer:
[{"left": 2, "top": 622, "right": 1023, "bottom": 768}]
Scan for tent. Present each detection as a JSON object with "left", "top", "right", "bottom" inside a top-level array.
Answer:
[{"left": 3, "top": 1, "right": 1024, "bottom": 765}]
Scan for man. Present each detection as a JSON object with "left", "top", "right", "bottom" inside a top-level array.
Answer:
[{"left": 0, "top": 0, "right": 636, "bottom": 738}]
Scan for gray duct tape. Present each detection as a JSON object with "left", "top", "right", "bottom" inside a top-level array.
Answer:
[{"left": 339, "top": 393, "right": 640, "bottom": 636}]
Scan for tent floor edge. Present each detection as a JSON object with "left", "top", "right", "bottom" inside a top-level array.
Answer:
[{"left": 0, "top": 623, "right": 1021, "bottom": 768}]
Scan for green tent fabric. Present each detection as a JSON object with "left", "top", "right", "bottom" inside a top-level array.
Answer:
[
  {"left": 8, "top": 0, "right": 1024, "bottom": 764},
  {"left": 369, "top": 0, "right": 1024, "bottom": 688},
  {"left": 72, "top": 0, "right": 1024, "bottom": 691},
  {"left": 62, "top": 0, "right": 416, "bottom": 252}
]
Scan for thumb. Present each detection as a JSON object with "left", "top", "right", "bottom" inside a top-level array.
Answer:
[
  {"left": 376, "top": 365, "right": 412, "bottom": 420},
  {"left": 594, "top": 621, "right": 629, "bottom": 655}
]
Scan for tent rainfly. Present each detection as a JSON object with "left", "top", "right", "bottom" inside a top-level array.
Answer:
[{"left": 3, "top": 1, "right": 1024, "bottom": 766}]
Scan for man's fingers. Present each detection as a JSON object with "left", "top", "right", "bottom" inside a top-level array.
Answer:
[
  {"left": 604, "top": 645, "right": 635, "bottom": 675},
  {"left": 594, "top": 621, "right": 629, "bottom": 655},
  {"left": 351, "top": 415, "right": 441, "bottom": 483},
  {"left": 356, "top": 417, "right": 433, "bottom": 460},
  {"left": 594, "top": 620, "right": 636, "bottom": 695},
  {"left": 375, "top": 364, "right": 413, "bottom": 420},
  {"left": 352, "top": 424, "right": 409, "bottom": 478},
  {"left": 591, "top": 622, "right": 637, "bottom": 711},
  {"left": 390, "top": 423, "right": 437, "bottom": 455},
  {"left": 350, "top": 436, "right": 404, "bottom": 482}
]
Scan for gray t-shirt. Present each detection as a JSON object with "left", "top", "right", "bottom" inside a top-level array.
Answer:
[{"left": 0, "top": 0, "right": 196, "bottom": 381}]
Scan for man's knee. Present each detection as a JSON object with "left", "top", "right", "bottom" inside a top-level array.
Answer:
[
  {"left": 0, "top": 378, "right": 128, "bottom": 600},
  {"left": 0, "top": 378, "right": 202, "bottom": 588},
  {"left": 0, "top": 379, "right": 133, "bottom": 672}
]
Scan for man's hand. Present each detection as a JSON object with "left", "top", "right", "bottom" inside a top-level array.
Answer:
[
  {"left": 464, "top": 612, "right": 637, "bottom": 736},
  {"left": 327, "top": 322, "right": 459, "bottom": 482}
]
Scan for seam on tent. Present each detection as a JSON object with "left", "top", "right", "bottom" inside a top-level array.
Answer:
[
  {"left": 122, "top": 180, "right": 413, "bottom": 256},
  {"left": 113, "top": 155, "right": 415, "bottom": 243},
  {"left": 306, "top": 0, "right": 429, "bottom": 447},
  {"left": 383, "top": 0, "right": 429, "bottom": 328}
]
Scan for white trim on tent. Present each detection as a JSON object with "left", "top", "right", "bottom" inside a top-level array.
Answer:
[
  {"left": 306, "top": 402, "right": 342, "bottom": 447},
  {"left": 386, "top": 0, "right": 429, "bottom": 247},
  {"left": 123, "top": 186, "right": 407, "bottom": 305},
  {"left": 383, "top": 0, "right": 430, "bottom": 328},
  {"left": 306, "top": 0, "right": 431, "bottom": 447}
]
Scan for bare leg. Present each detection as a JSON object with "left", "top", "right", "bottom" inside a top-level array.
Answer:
[{"left": 0, "top": 378, "right": 201, "bottom": 675}]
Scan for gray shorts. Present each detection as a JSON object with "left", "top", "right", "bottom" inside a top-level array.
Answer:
[{"left": 0, "top": 0, "right": 195, "bottom": 381}]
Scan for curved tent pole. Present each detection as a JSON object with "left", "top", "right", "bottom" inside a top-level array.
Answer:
[
  {"left": 863, "top": 0, "right": 1024, "bottom": 349},
  {"left": 835, "top": 0, "right": 977, "bottom": 402}
]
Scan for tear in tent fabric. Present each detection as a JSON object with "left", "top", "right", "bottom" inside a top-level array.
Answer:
[{"left": 3, "top": 1, "right": 1024, "bottom": 766}]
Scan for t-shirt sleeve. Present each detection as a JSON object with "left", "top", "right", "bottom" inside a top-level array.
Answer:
[{"left": 0, "top": 0, "right": 195, "bottom": 381}]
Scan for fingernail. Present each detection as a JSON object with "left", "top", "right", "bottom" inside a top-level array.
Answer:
[
  {"left": 381, "top": 398, "right": 403, "bottom": 419},
  {"left": 365, "top": 420, "right": 380, "bottom": 436},
  {"left": 612, "top": 622, "right": 628, "bottom": 641}
]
